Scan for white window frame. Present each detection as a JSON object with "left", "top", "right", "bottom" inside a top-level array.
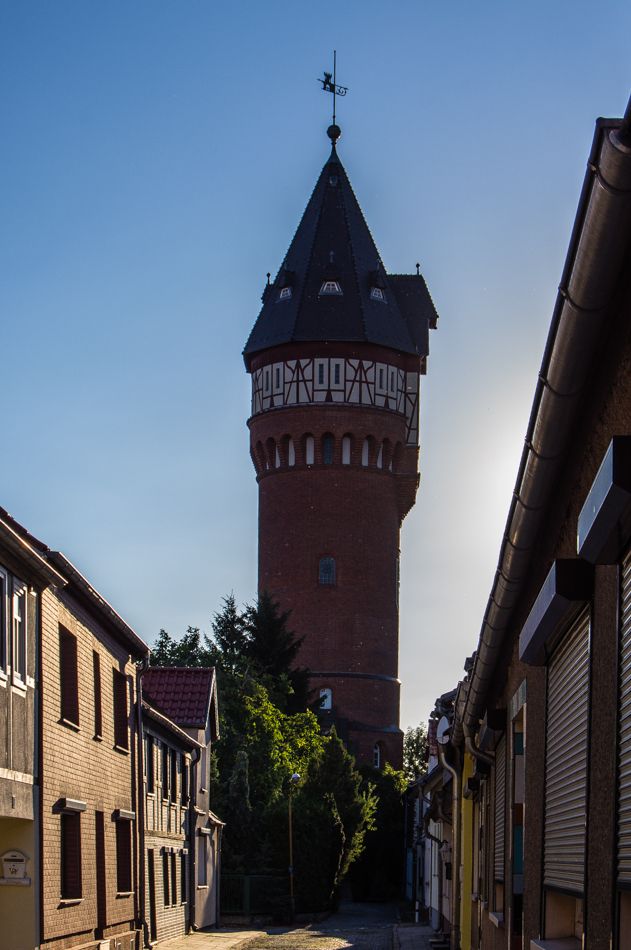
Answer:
[
  {"left": 371, "top": 286, "right": 385, "bottom": 301},
  {"left": 319, "top": 281, "right": 342, "bottom": 295},
  {"left": 278, "top": 286, "right": 292, "bottom": 300},
  {"left": 320, "top": 687, "right": 332, "bottom": 710},
  {"left": 12, "top": 580, "right": 27, "bottom": 688},
  {"left": 0, "top": 567, "right": 7, "bottom": 682}
]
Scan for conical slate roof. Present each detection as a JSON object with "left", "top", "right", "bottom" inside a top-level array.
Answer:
[{"left": 243, "top": 142, "right": 438, "bottom": 367}]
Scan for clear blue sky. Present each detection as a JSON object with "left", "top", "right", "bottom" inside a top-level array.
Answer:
[{"left": 2, "top": 0, "right": 630, "bottom": 730}]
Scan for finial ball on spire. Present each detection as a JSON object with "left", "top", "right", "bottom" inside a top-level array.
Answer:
[{"left": 327, "top": 124, "right": 341, "bottom": 144}]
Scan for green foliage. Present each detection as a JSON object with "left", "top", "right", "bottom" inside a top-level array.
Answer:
[
  {"left": 150, "top": 626, "right": 212, "bottom": 667},
  {"left": 351, "top": 763, "right": 406, "bottom": 900},
  {"left": 265, "top": 730, "right": 377, "bottom": 912},
  {"left": 404, "top": 722, "right": 428, "bottom": 782}
]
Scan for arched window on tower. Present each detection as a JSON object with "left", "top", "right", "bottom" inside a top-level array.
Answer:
[
  {"left": 342, "top": 436, "right": 351, "bottom": 464},
  {"left": 305, "top": 436, "right": 315, "bottom": 465},
  {"left": 319, "top": 556, "right": 336, "bottom": 585},
  {"left": 323, "top": 435, "right": 333, "bottom": 464},
  {"left": 288, "top": 439, "right": 296, "bottom": 466},
  {"left": 373, "top": 744, "right": 381, "bottom": 769},
  {"left": 319, "top": 688, "right": 332, "bottom": 710},
  {"left": 362, "top": 439, "right": 370, "bottom": 466},
  {"left": 377, "top": 443, "right": 384, "bottom": 468}
]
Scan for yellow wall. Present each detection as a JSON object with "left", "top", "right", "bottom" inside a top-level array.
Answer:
[
  {"left": 460, "top": 755, "right": 475, "bottom": 950},
  {"left": 0, "top": 814, "right": 37, "bottom": 950}
]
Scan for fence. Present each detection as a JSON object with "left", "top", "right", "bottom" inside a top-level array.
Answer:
[{"left": 221, "top": 875, "right": 289, "bottom": 916}]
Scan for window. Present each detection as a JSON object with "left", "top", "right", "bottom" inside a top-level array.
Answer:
[
  {"left": 181, "top": 757, "right": 188, "bottom": 802},
  {"left": 319, "top": 556, "right": 336, "bottom": 585},
  {"left": 12, "top": 583, "right": 26, "bottom": 684},
  {"left": 371, "top": 287, "right": 385, "bottom": 301},
  {"left": 379, "top": 368, "right": 384, "bottom": 389},
  {"left": 362, "top": 439, "right": 370, "bottom": 466},
  {"left": 334, "top": 363, "right": 341, "bottom": 385},
  {"left": 61, "top": 812, "right": 82, "bottom": 899},
  {"left": 390, "top": 371, "right": 395, "bottom": 393},
  {"left": 373, "top": 744, "right": 381, "bottom": 769},
  {"left": 93, "top": 652, "right": 102, "bottom": 739},
  {"left": 113, "top": 670, "right": 128, "bottom": 750},
  {"left": 163, "top": 744, "right": 170, "bottom": 797},
  {"left": 265, "top": 370, "right": 270, "bottom": 392},
  {"left": 377, "top": 444, "right": 383, "bottom": 468},
  {"left": 180, "top": 852, "right": 187, "bottom": 903},
  {"left": 198, "top": 834, "right": 208, "bottom": 885},
  {"left": 171, "top": 749, "right": 177, "bottom": 803},
  {"left": 59, "top": 626, "right": 79, "bottom": 726},
  {"left": 320, "top": 687, "right": 332, "bottom": 710},
  {"left": 275, "top": 367, "right": 280, "bottom": 388},
  {"left": 319, "top": 281, "right": 342, "bottom": 295},
  {"left": 288, "top": 439, "right": 296, "bottom": 466},
  {"left": 324, "top": 435, "right": 333, "bottom": 464},
  {"left": 171, "top": 853, "right": 177, "bottom": 906},
  {"left": 318, "top": 363, "right": 324, "bottom": 385},
  {"left": 200, "top": 745, "right": 208, "bottom": 792},
  {"left": 0, "top": 567, "right": 7, "bottom": 672},
  {"left": 116, "top": 819, "right": 132, "bottom": 893},
  {"left": 278, "top": 286, "right": 292, "bottom": 300},
  {"left": 146, "top": 736, "right": 155, "bottom": 793},
  {"left": 163, "top": 851, "right": 170, "bottom": 906},
  {"left": 305, "top": 436, "right": 315, "bottom": 465},
  {"left": 342, "top": 436, "right": 351, "bottom": 465}
]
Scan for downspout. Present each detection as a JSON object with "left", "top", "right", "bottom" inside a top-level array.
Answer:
[
  {"left": 452, "top": 98, "right": 631, "bottom": 750},
  {"left": 439, "top": 743, "right": 461, "bottom": 950},
  {"left": 136, "top": 657, "right": 150, "bottom": 947},
  {"left": 463, "top": 722, "right": 494, "bottom": 767},
  {"left": 216, "top": 823, "right": 222, "bottom": 928}
]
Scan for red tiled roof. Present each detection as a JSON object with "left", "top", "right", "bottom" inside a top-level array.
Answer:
[{"left": 143, "top": 667, "right": 216, "bottom": 729}]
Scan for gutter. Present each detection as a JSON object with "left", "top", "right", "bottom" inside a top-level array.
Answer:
[
  {"left": 0, "top": 518, "right": 66, "bottom": 589},
  {"left": 136, "top": 658, "right": 151, "bottom": 948},
  {"left": 438, "top": 743, "right": 461, "bottom": 950},
  {"left": 453, "top": 99, "right": 631, "bottom": 746}
]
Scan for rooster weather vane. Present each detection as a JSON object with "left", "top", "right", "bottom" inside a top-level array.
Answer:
[{"left": 317, "top": 51, "right": 347, "bottom": 128}]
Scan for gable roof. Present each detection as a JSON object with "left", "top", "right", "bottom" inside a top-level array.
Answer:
[
  {"left": 243, "top": 142, "right": 438, "bottom": 368},
  {"left": 142, "top": 667, "right": 219, "bottom": 738}
]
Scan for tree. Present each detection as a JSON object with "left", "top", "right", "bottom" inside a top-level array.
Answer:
[
  {"left": 149, "top": 626, "right": 211, "bottom": 667},
  {"left": 404, "top": 723, "right": 428, "bottom": 782},
  {"left": 351, "top": 763, "right": 407, "bottom": 900}
]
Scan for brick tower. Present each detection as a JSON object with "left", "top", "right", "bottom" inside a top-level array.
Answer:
[{"left": 243, "top": 125, "right": 438, "bottom": 768}]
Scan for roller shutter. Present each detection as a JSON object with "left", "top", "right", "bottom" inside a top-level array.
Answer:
[
  {"left": 617, "top": 551, "right": 631, "bottom": 885},
  {"left": 543, "top": 608, "right": 590, "bottom": 895},
  {"left": 494, "top": 733, "right": 506, "bottom": 883}
]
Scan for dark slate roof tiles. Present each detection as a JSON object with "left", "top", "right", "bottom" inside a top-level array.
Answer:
[{"left": 243, "top": 144, "right": 438, "bottom": 364}]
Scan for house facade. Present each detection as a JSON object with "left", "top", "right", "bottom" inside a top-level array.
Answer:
[
  {"left": 142, "top": 667, "right": 221, "bottom": 934},
  {"left": 417, "top": 98, "right": 631, "bottom": 949}
]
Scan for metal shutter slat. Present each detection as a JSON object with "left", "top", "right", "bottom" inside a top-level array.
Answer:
[
  {"left": 618, "top": 552, "right": 631, "bottom": 883},
  {"left": 494, "top": 733, "right": 506, "bottom": 883},
  {"left": 543, "top": 609, "right": 590, "bottom": 895}
]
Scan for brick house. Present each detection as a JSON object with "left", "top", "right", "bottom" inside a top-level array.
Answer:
[
  {"left": 0, "top": 506, "right": 149, "bottom": 950},
  {"left": 142, "top": 668, "right": 221, "bottom": 933}
]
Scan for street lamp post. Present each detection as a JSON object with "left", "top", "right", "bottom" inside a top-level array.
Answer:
[{"left": 288, "top": 773, "right": 300, "bottom": 922}]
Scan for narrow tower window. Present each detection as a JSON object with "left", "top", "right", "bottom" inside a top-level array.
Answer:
[
  {"left": 324, "top": 436, "right": 333, "bottom": 464},
  {"left": 320, "top": 688, "right": 332, "bottom": 710},
  {"left": 377, "top": 444, "right": 383, "bottom": 468},
  {"left": 265, "top": 370, "right": 270, "bottom": 393},
  {"left": 318, "top": 363, "right": 324, "bottom": 385},
  {"left": 390, "top": 371, "right": 395, "bottom": 392},
  {"left": 319, "top": 556, "right": 336, "bottom": 585},
  {"left": 288, "top": 439, "right": 296, "bottom": 466},
  {"left": 334, "top": 363, "right": 341, "bottom": 385},
  {"left": 379, "top": 368, "right": 384, "bottom": 390},
  {"left": 342, "top": 437, "right": 351, "bottom": 465},
  {"left": 275, "top": 446, "right": 281, "bottom": 468},
  {"left": 373, "top": 744, "right": 381, "bottom": 769},
  {"left": 305, "top": 436, "right": 315, "bottom": 465},
  {"left": 275, "top": 367, "right": 280, "bottom": 389},
  {"left": 362, "top": 439, "right": 370, "bottom": 466}
]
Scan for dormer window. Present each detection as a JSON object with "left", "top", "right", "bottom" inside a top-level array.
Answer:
[
  {"left": 278, "top": 287, "right": 292, "bottom": 301},
  {"left": 371, "top": 287, "right": 385, "bottom": 301},
  {"left": 329, "top": 176, "right": 338, "bottom": 186},
  {"left": 320, "top": 281, "right": 342, "bottom": 296}
]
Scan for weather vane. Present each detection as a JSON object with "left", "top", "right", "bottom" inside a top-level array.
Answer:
[{"left": 317, "top": 51, "right": 347, "bottom": 127}]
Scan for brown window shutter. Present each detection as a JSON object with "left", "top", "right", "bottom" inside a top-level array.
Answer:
[
  {"left": 162, "top": 744, "right": 169, "bottom": 797},
  {"left": 146, "top": 737, "right": 154, "bottom": 793},
  {"left": 115, "top": 819, "right": 132, "bottom": 893},
  {"left": 163, "top": 851, "right": 170, "bottom": 906},
  {"left": 59, "top": 626, "right": 79, "bottom": 726},
  {"left": 113, "top": 669, "right": 129, "bottom": 750},
  {"left": 171, "top": 750, "right": 177, "bottom": 803},
  {"left": 61, "top": 812, "right": 82, "bottom": 899},
  {"left": 93, "top": 651, "right": 103, "bottom": 738},
  {"left": 171, "top": 852, "right": 177, "bottom": 906}
]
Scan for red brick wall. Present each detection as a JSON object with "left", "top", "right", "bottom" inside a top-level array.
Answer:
[{"left": 250, "top": 379, "right": 418, "bottom": 770}]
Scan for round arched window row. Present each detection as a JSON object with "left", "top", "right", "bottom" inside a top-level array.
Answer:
[{"left": 319, "top": 556, "right": 336, "bottom": 585}]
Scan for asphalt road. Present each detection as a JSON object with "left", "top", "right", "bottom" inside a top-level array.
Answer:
[{"left": 246, "top": 900, "right": 400, "bottom": 950}]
